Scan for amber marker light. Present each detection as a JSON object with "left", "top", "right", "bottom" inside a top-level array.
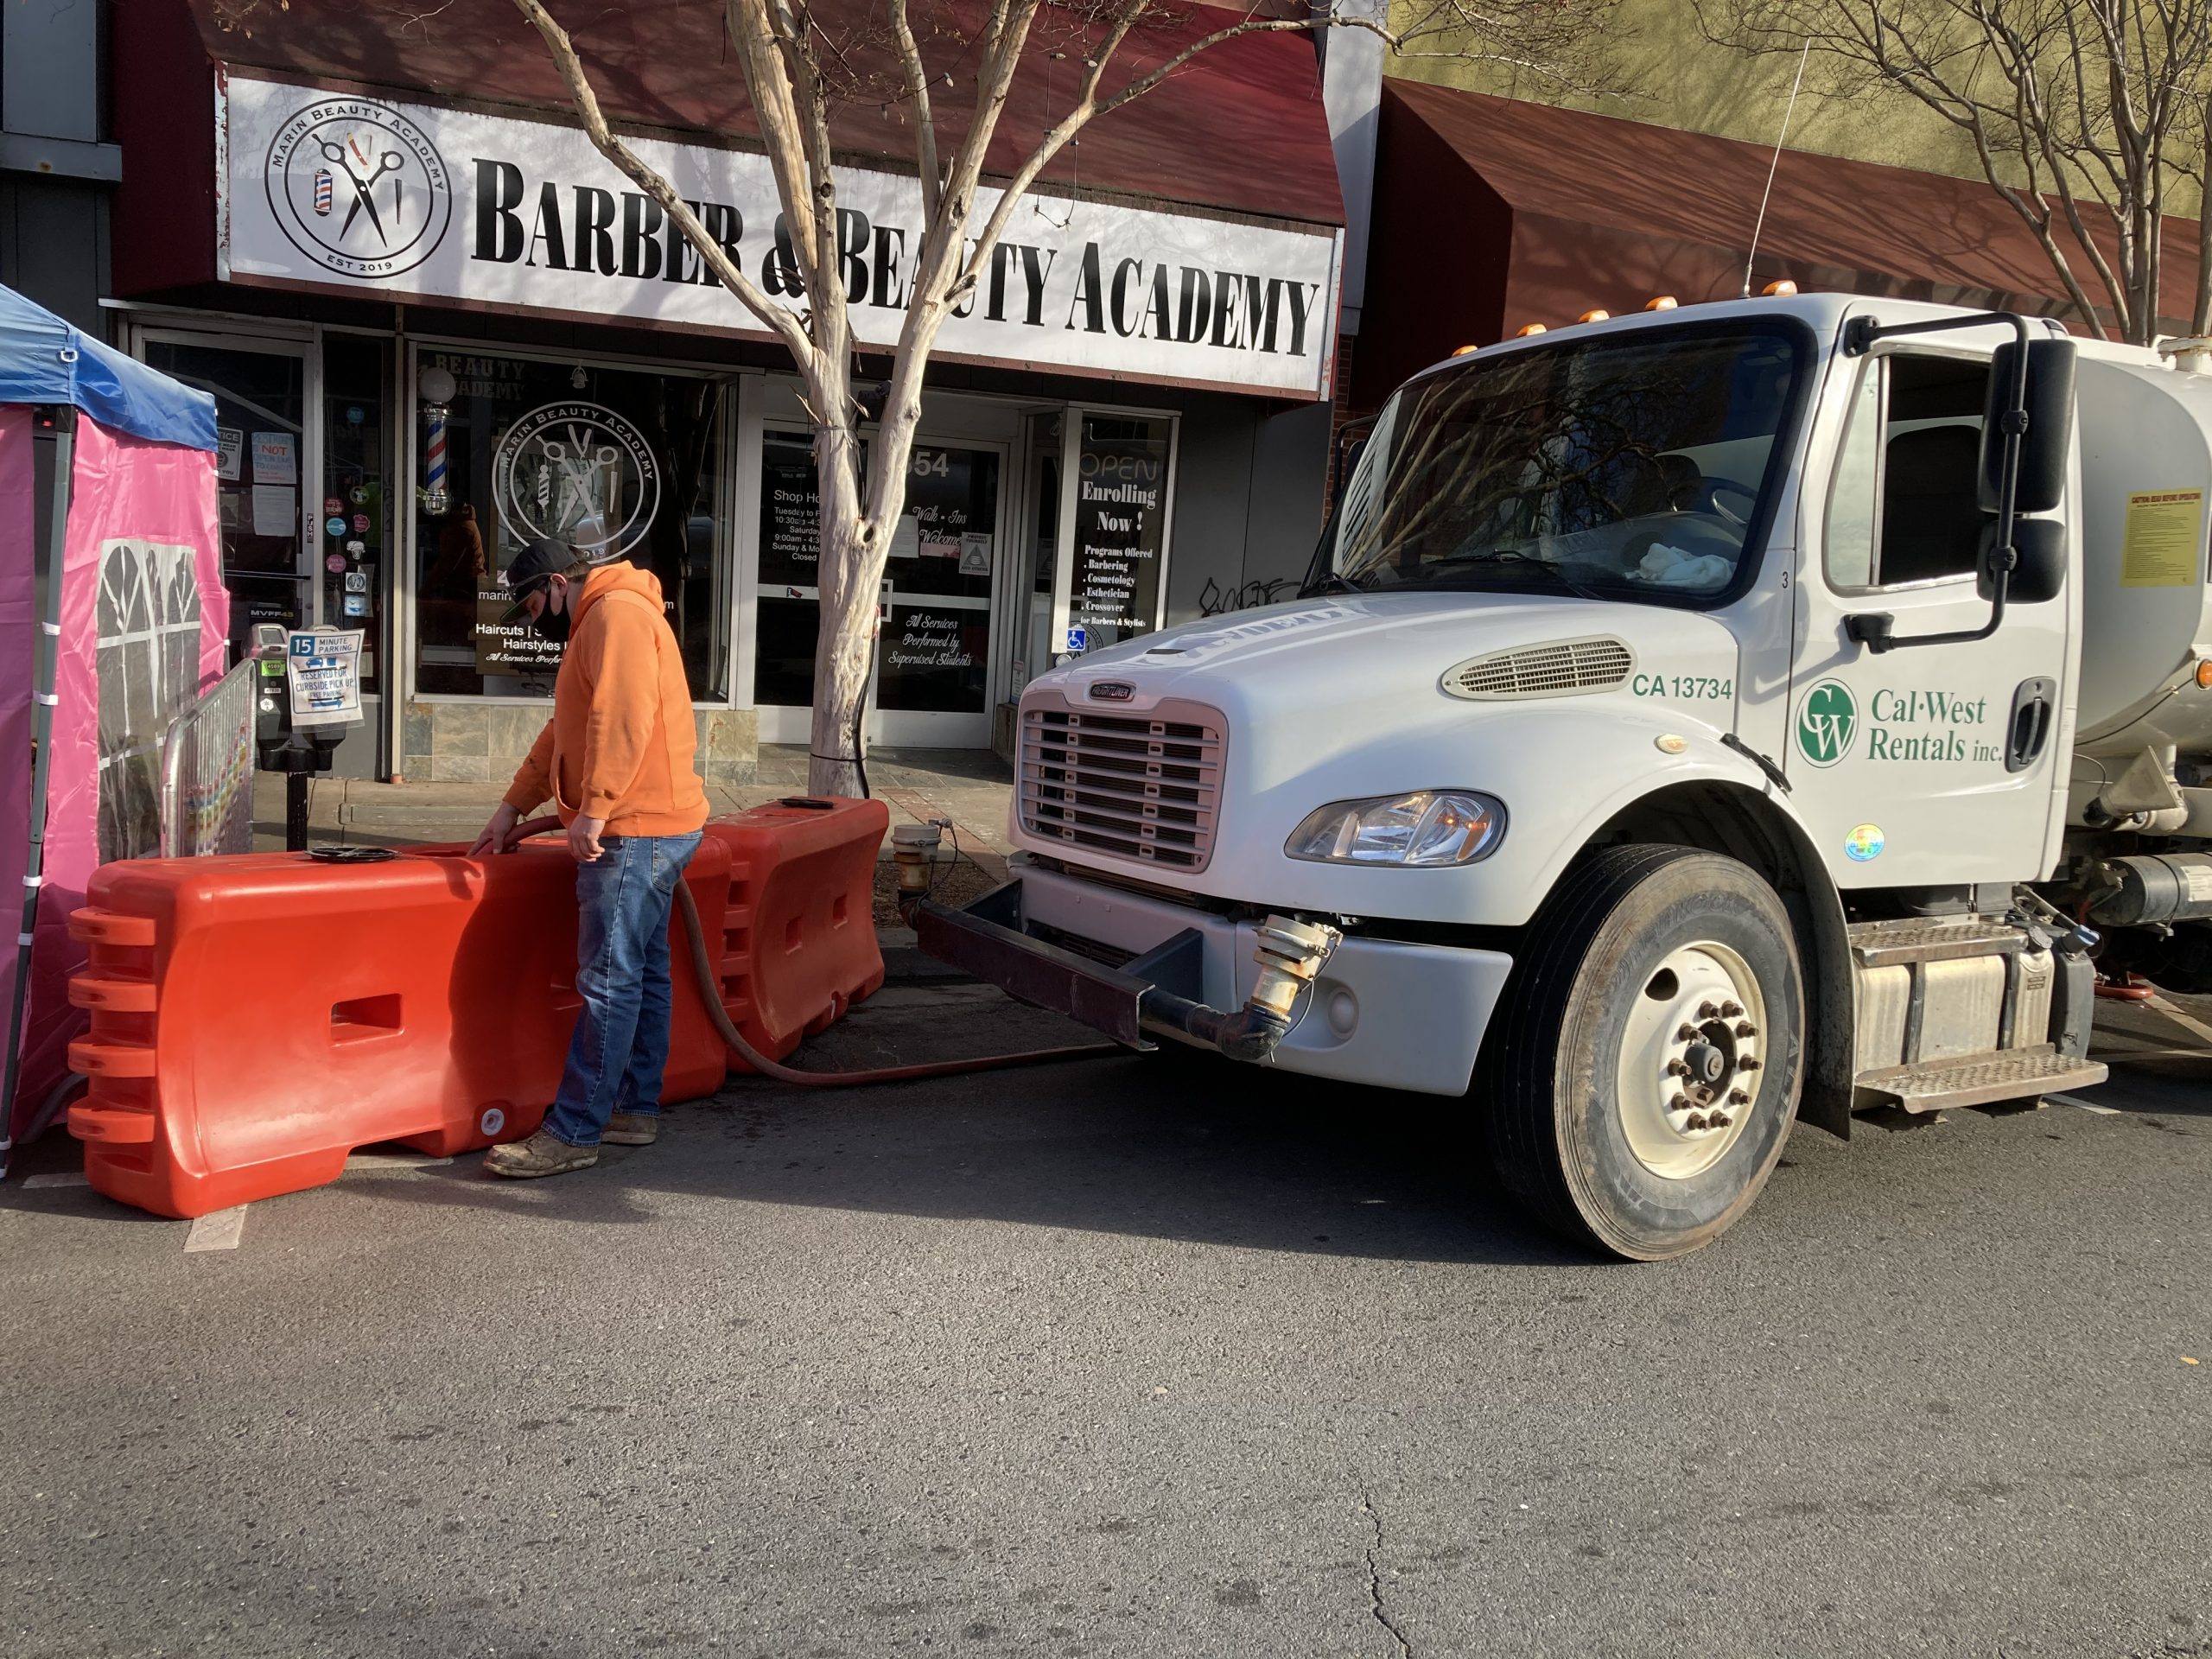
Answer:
[
  {"left": 1515, "top": 323, "right": 1548, "bottom": 337},
  {"left": 1577, "top": 308, "right": 1611, "bottom": 323},
  {"left": 2196, "top": 659, "right": 2212, "bottom": 689},
  {"left": 1451, "top": 344, "right": 1479, "bottom": 356},
  {"left": 1644, "top": 296, "right": 1679, "bottom": 311},
  {"left": 1761, "top": 280, "right": 1800, "bottom": 296}
]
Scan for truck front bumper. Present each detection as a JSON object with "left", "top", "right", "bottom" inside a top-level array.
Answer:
[{"left": 916, "top": 862, "right": 1513, "bottom": 1096}]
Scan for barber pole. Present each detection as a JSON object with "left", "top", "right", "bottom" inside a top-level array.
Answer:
[
  {"left": 423, "top": 403, "right": 450, "bottom": 515},
  {"left": 313, "top": 168, "right": 333, "bottom": 216}
]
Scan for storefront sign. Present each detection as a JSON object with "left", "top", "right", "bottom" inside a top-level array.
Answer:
[{"left": 223, "top": 77, "right": 1340, "bottom": 399}]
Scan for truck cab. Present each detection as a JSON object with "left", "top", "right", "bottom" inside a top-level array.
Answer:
[{"left": 918, "top": 293, "right": 2212, "bottom": 1259}]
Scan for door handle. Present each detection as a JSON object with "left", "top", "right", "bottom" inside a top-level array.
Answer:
[{"left": 2006, "top": 676, "right": 2056, "bottom": 773}]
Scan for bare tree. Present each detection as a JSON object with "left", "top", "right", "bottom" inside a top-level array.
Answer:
[
  {"left": 1702, "top": 0, "right": 2212, "bottom": 346},
  {"left": 506, "top": 0, "right": 1613, "bottom": 795}
]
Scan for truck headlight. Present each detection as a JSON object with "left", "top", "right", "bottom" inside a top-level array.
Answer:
[{"left": 1286, "top": 791, "right": 1506, "bottom": 867}]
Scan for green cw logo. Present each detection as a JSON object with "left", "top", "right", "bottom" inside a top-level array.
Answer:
[{"left": 1796, "top": 679, "right": 1859, "bottom": 767}]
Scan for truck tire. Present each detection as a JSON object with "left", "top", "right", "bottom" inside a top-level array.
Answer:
[{"left": 1479, "top": 844, "right": 1803, "bottom": 1260}]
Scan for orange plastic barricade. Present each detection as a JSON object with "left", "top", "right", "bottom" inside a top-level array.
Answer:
[
  {"left": 66, "top": 838, "right": 734, "bottom": 1218},
  {"left": 699, "top": 798, "right": 889, "bottom": 1066}
]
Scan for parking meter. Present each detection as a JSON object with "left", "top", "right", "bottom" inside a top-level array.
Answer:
[{"left": 254, "top": 625, "right": 360, "bottom": 851}]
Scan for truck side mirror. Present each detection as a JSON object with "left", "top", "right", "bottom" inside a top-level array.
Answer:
[
  {"left": 1979, "top": 517, "right": 2066, "bottom": 605},
  {"left": 1980, "top": 337, "right": 2076, "bottom": 514}
]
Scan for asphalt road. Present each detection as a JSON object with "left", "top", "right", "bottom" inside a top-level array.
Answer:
[{"left": 4, "top": 982, "right": 2209, "bottom": 1658}]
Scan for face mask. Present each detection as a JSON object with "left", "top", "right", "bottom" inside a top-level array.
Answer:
[{"left": 531, "top": 601, "right": 571, "bottom": 645}]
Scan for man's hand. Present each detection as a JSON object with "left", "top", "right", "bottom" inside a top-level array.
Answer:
[
  {"left": 569, "top": 815, "right": 607, "bottom": 863},
  {"left": 469, "top": 802, "right": 521, "bottom": 858}
]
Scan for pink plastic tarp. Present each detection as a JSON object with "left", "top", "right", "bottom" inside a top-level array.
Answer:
[{"left": 9, "top": 416, "right": 226, "bottom": 1136}]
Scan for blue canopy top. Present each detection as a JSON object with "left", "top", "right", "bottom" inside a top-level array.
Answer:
[{"left": 0, "top": 283, "right": 217, "bottom": 451}]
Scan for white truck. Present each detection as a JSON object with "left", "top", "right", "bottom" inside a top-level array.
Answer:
[{"left": 918, "top": 293, "right": 2212, "bottom": 1258}]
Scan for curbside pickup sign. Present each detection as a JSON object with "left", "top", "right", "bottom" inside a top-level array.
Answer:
[{"left": 221, "top": 76, "right": 1342, "bottom": 400}]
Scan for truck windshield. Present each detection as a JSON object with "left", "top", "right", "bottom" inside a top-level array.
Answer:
[{"left": 1324, "top": 324, "right": 1805, "bottom": 602}]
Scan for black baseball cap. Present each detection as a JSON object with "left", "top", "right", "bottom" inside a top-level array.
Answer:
[{"left": 498, "top": 537, "right": 580, "bottom": 625}]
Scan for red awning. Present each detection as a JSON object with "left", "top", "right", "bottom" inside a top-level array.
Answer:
[
  {"left": 1356, "top": 79, "right": 2201, "bottom": 404},
  {"left": 118, "top": 0, "right": 1344, "bottom": 300}
]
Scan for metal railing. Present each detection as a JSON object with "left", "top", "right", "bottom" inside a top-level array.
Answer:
[{"left": 157, "top": 646, "right": 271, "bottom": 859}]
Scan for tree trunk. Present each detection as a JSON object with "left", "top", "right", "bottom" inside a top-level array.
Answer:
[{"left": 807, "top": 403, "right": 877, "bottom": 799}]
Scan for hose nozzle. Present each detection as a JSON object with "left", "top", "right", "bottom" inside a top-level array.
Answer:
[{"left": 892, "top": 821, "right": 946, "bottom": 925}]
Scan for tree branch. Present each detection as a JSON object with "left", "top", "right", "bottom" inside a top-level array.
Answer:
[{"left": 508, "top": 0, "right": 820, "bottom": 366}]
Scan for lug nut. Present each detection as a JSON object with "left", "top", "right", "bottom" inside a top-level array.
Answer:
[
  {"left": 1697, "top": 1001, "right": 1719, "bottom": 1020},
  {"left": 1666, "top": 1058, "right": 1691, "bottom": 1078},
  {"left": 1720, "top": 1001, "right": 1744, "bottom": 1018},
  {"left": 1669, "top": 1093, "right": 1689, "bottom": 1112},
  {"left": 1683, "top": 1111, "right": 1708, "bottom": 1131},
  {"left": 1728, "top": 1089, "right": 1751, "bottom": 1105},
  {"left": 1735, "top": 1021, "right": 1758, "bottom": 1039},
  {"left": 1707, "top": 1110, "right": 1732, "bottom": 1129},
  {"left": 1676, "top": 1024, "right": 1700, "bottom": 1042},
  {"left": 1738, "top": 1057, "right": 1760, "bottom": 1073}
]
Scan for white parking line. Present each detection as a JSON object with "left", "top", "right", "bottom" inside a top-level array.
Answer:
[
  {"left": 183, "top": 1206, "right": 249, "bottom": 1252},
  {"left": 2047, "top": 1094, "right": 2120, "bottom": 1116},
  {"left": 22, "top": 1172, "right": 88, "bottom": 1188}
]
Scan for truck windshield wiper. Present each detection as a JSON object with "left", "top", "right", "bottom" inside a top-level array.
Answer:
[
  {"left": 1312, "top": 569, "right": 1370, "bottom": 594},
  {"left": 1417, "top": 548, "right": 1608, "bottom": 601}
]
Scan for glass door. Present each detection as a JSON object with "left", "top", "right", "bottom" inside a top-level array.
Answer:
[
  {"left": 137, "top": 332, "right": 316, "bottom": 656},
  {"left": 874, "top": 440, "right": 1003, "bottom": 747},
  {"left": 750, "top": 427, "right": 1004, "bottom": 748}
]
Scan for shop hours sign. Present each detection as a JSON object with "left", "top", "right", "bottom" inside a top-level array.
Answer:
[{"left": 223, "top": 77, "right": 1341, "bottom": 400}]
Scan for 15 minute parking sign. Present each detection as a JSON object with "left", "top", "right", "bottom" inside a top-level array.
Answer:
[{"left": 286, "top": 629, "right": 365, "bottom": 728}]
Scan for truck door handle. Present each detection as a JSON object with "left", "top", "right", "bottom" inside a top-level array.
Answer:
[{"left": 2006, "top": 677, "right": 2056, "bottom": 773}]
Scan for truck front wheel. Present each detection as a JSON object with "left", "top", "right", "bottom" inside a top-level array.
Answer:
[{"left": 1479, "top": 845, "right": 1804, "bottom": 1260}]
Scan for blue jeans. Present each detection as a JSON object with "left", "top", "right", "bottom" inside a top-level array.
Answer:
[{"left": 542, "top": 830, "right": 703, "bottom": 1148}]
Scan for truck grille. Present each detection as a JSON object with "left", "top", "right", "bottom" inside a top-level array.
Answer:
[{"left": 1019, "top": 695, "right": 1224, "bottom": 872}]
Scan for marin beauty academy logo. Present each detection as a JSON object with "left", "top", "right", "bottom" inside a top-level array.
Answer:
[
  {"left": 264, "top": 97, "right": 453, "bottom": 278},
  {"left": 1796, "top": 679, "right": 1859, "bottom": 768}
]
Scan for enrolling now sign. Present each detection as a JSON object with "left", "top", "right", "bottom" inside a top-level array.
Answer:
[{"left": 219, "top": 74, "right": 1343, "bottom": 400}]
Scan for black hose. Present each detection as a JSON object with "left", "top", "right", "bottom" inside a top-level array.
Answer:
[
  {"left": 499, "top": 817, "right": 1119, "bottom": 1086},
  {"left": 672, "top": 880, "right": 1117, "bottom": 1085}
]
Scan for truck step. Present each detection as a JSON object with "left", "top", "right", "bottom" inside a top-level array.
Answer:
[
  {"left": 1848, "top": 917, "right": 2028, "bottom": 968},
  {"left": 1853, "top": 1044, "right": 2108, "bottom": 1114}
]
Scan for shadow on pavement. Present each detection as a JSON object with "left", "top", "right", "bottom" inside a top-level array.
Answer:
[{"left": 348, "top": 1023, "right": 1594, "bottom": 1269}]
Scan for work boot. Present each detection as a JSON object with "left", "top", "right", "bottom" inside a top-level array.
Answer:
[
  {"left": 601, "top": 1112, "right": 659, "bottom": 1147},
  {"left": 483, "top": 1130, "right": 599, "bottom": 1179}
]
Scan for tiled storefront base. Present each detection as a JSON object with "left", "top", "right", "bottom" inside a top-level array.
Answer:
[{"left": 399, "top": 701, "right": 760, "bottom": 785}]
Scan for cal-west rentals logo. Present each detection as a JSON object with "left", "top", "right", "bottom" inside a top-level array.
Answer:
[
  {"left": 1795, "top": 679, "right": 1859, "bottom": 768},
  {"left": 265, "top": 97, "right": 453, "bottom": 278},
  {"left": 493, "top": 402, "right": 661, "bottom": 562}
]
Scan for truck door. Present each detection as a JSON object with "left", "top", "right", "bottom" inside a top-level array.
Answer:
[{"left": 1788, "top": 341, "right": 2070, "bottom": 889}]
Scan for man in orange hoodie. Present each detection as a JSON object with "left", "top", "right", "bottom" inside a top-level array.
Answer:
[{"left": 469, "top": 538, "right": 710, "bottom": 1178}]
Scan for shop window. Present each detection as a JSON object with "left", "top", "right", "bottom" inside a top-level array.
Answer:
[
  {"left": 413, "top": 351, "right": 729, "bottom": 699},
  {"left": 321, "top": 335, "right": 391, "bottom": 695},
  {"left": 1066, "top": 415, "right": 1172, "bottom": 654}
]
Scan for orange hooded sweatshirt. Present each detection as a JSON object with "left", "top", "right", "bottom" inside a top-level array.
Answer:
[{"left": 501, "top": 563, "right": 709, "bottom": 837}]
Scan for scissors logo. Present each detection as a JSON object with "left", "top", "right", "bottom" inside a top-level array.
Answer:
[
  {"left": 266, "top": 97, "right": 450, "bottom": 278},
  {"left": 493, "top": 402, "right": 662, "bottom": 562}
]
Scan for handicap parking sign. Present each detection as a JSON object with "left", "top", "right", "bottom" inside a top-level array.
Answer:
[{"left": 1064, "top": 626, "right": 1088, "bottom": 653}]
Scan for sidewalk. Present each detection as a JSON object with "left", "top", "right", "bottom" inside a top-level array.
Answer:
[{"left": 252, "top": 745, "right": 1019, "bottom": 889}]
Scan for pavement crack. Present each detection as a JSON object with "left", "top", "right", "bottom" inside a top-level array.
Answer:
[{"left": 1360, "top": 1490, "right": 1413, "bottom": 1659}]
